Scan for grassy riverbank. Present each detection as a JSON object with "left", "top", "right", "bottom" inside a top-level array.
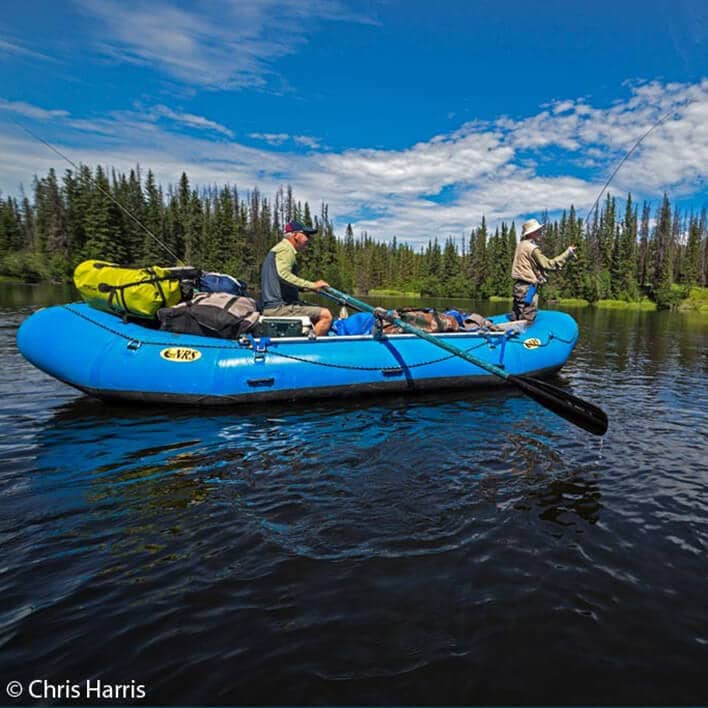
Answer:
[
  {"left": 595, "top": 299, "right": 656, "bottom": 311},
  {"left": 555, "top": 298, "right": 591, "bottom": 307},
  {"left": 368, "top": 289, "right": 421, "bottom": 298},
  {"left": 489, "top": 288, "right": 708, "bottom": 313},
  {"left": 679, "top": 286, "right": 708, "bottom": 313},
  {"left": 492, "top": 293, "right": 656, "bottom": 310}
]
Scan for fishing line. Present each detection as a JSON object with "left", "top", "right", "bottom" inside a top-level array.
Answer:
[
  {"left": 585, "top": 99, "right": 692, "bottom": 220},
  {"left": 580, "top": 98, "right": 692, "bottom": 407},
  {"left": 10, "top": 118, "right": 182, "bottom": 263}
]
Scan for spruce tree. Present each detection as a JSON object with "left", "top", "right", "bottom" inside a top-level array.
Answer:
[
  {"left": 142, "top": 170, "right": 166, "bottom": 264},
  {"left": 507, "top": 222, "right": 517, "bottom": 268},
  {"left": 319, "top": 203, "right": 339, "bottom": 285},
  {"left": 187, "top": 190, "right": 204, "bottom": 265},
  {"left": 0, "top": 195, "right": 7, "bottom": 255},
  {"left": 682, "top": 214, "right": 701, "bottom": 286},
  {"left": 699, "top": 209, "right": 707, "bottom": 287},
  {"left": 285, "top": 185, "right": 294, "bottom": 222},
  {"left": 594, "top": 194, "right": 615, "bottom": 298},
  {"left": 564, "top": 206, "right": 591, "bottom": 300},
  {"left": 335, "top": 223, "right": 354, "bottom": 291},
  {"left": 611, "top": 194, "right": 638, "bottom": 300},
  {"left": 63, "top": 169, "right": 87, "bottom": 261},
  {"left": 34, "top": 168, "right": 66, "bottom": 255},
  {"left": 469, "top": 217, "right": 487, "bottom": 297},
  {"left": 638, "top": 201, "right": 651, "bottom": 289},
  {"left": 425, "top": 238, "right": 441, "bottom": 278},
  {"left": 483, "top": 227, "right": 501, "bottom": 297},
  {"left": 21, "top": 195, "right": 34, "bottom": 251},
  {"left": 441, "top": 237, "right": 462, "bottom": 295},
  {"left": 0, "top": 197, "right": 22, "bottom": 257},
  {"left": 653, "top": 194, "right": 674, "bottom": 304},
  {"left": 213, "top": 185, "right": 238, "bottom": 274},
  {"left": 671, "top": 206, "right": 682, "bottom": 284}
]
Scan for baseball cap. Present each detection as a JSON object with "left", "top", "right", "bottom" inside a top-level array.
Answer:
[{"left": 284, "top": 220, "right": 318, "bottom": 235}]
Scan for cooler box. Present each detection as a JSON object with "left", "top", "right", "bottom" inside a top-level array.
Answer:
[{"left": 259, "top": 316, "right": 313, "bottom": 338}]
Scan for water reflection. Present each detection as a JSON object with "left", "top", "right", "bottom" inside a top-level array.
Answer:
[
  {"left": 531, "top": 473, "right": 602, "bottom": 526},
  {"left": 31, "top": 390, "right": 609, "bottom": 545},
  {"left": 573, "top": 306, "right": 707, "bottom": 375},
  {"left": 0, "top": 281, "right": 77, "bottom": 308}
]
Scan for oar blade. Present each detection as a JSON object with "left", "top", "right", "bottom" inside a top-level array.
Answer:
[{"left": 509, "top": 375, "right": 608, "bottom": 436}]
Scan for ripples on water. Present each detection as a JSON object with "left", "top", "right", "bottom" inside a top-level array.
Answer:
[{"left": 1, "top": 293, "right": 707, "bottom": 705}]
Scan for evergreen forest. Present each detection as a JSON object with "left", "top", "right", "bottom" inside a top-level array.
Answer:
[{"left": 1, "top": 165, "right": 706, "bottom": 309}]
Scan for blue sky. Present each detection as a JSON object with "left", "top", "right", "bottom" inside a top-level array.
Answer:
[{"left": 0, "top": 0, "right": 706, "bottom": 245}]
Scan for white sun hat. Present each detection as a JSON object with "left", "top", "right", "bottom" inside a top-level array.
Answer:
[{"left": 521, "top": 219, "right": 545, "bottom": 239}]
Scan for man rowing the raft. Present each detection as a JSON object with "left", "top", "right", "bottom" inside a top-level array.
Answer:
[{"left": 260, "top": 220, "right": 333, "bottom": 336}]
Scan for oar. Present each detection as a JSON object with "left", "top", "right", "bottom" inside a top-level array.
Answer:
[{"left": 321, "top": 286, "right": 608, "bottom": 436}]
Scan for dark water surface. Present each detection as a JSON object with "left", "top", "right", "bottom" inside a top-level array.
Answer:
[{"left": 1, "top": 283, "right": 707, "bottom": 705}]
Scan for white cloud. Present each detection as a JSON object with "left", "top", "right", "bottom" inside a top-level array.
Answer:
[
  {"left": 0, "top": 133, "right": 75, "bottom": 191},
  {"left": 0, "top": 99, "right": 70, "bottom": 120},
  {"left": 150, "top": 105, "right": 234, "bottom": 137},
  {"left": 75, "top": 0, "right": 376, "bottom": 89},
  {"left": 249, "top": 132, "right": 321, "bottom": 149},
  {"left": 0, "top": 36, "right": 58, "bottom": 63},
  {"left": 293, "top": 135, "right": 321, "bottom": 149},
  {"left": 249, "top": 132, "right": 290, "bottom": 146},
  {"left": 551, "top": 100, "right": 575, "bottom": 115},
  {"left": 1, "top": 79, "right": 706, "bottom": 246}
]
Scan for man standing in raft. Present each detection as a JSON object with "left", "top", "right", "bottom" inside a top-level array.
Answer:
[
  {"left": 511, "top": 218, "right": 576, "bottom": 323},
  {"left": 260, "top": 220, "right": 333, "bottom": 336}
]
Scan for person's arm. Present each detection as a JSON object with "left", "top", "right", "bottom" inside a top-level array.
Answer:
[
  {"left": 532, "top": 246, "right": 575, "bottom": 272},
  {"left": 274, "top": 246, "right": 319, "bottom": 290}
]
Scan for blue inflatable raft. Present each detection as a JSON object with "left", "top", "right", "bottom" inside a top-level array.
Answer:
[{"left": 17, "top": 303, "right": 579, "bottom": 405}]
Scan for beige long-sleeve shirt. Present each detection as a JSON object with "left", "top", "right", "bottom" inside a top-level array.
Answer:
[{"left": 511, "top": 238, "right": 573, "bottom": 284}]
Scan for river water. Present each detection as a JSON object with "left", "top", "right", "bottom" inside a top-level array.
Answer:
[{"left": 1, "top": 283, "right": 707, "bottom": 705}]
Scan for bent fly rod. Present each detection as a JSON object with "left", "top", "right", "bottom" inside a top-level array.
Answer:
[{"left": 585, "top": 99, "right": 692, "bottom": 220}]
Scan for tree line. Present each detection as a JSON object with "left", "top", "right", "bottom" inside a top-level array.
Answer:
[{"left": 0, "top": 165, "right": 706, "bottom": 307}]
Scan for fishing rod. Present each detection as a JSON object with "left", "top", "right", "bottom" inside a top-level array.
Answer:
[
  {"left": 584, "top": 99, "right": 691, "bottom": 221},
  {"left": 10, "top": 118, "right": 181, "bottom": 264}
]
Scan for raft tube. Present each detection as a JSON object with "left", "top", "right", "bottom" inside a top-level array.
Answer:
[{"left": 17, "top": 303, "right": 579, "bottom": 405}]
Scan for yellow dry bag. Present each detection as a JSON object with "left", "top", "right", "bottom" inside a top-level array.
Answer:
[{"left": 74, "top": 260, "right": 183, "bottom": 318}]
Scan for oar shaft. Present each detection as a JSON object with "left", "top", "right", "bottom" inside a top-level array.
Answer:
[{"left": 324, "top": 287, "right": 510, "bottom": 380}]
